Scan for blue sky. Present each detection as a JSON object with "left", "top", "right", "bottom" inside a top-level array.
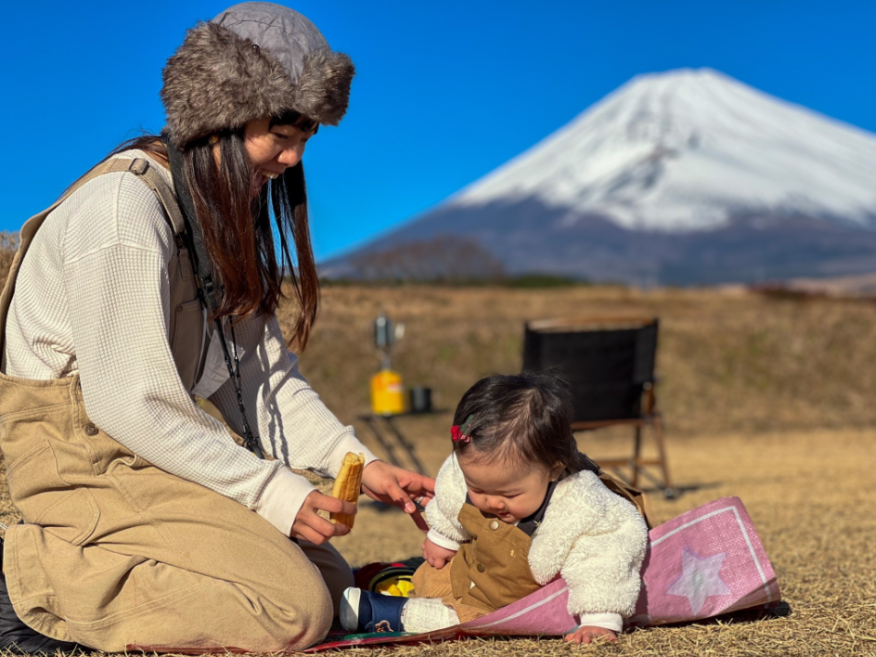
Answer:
[{"left": 2, "top": 1, "right": 874, "bottom": 260}]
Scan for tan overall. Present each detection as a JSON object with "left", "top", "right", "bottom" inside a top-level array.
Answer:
[
  {"left": 0, "top": 158, "right": 351, "bottom": 653},
  {"left": 412, "top": 472, "right": 650, "bottom": 624}
]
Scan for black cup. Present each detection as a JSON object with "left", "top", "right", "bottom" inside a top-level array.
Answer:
[{"left": 409, "top": 387, "right": 432, "bottom": 414}]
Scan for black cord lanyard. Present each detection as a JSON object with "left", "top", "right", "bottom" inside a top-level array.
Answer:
[{"left": 164, "top": 136, "right": 264, "bottom": 459}]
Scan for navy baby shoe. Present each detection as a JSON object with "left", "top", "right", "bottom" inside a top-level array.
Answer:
[{"left": 340, "top": 587, "right": 407, "bottom": 633}]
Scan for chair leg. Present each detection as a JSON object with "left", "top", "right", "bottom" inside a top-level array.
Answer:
[
  {"left": 631, "top": 425, "right": 642, "bottom": 488},
  {"left": 652, "top": 413, "right": 675, "bottom": 498}
]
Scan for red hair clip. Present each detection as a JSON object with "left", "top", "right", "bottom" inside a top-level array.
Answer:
[{"left": 451, "top": 415, "right": 475, "bottom": 444}]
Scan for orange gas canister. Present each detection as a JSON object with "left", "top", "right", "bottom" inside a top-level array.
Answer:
[{"left": 371, "top": 368, "right": 405, "bottom": 415}]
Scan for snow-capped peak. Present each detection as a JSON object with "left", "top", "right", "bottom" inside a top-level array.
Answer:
[{"left": 452, "top": 68, "right": 876, "bottom": 232}]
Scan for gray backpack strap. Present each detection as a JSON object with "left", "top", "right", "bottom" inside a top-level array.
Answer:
[{"left": 0, "top": 157, "right": 183, "bottom": 362}]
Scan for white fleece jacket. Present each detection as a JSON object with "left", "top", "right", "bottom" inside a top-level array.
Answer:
[{"left": 425, "top": 453, "right": 649, "bottom": 632}]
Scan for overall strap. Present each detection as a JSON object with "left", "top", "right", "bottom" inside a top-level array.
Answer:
[
  {"left": 123, "top": 159, "right": 186, "bottom": 235},
  {"left": 0, "top": 157, "right": 183, "bottom": 364}
]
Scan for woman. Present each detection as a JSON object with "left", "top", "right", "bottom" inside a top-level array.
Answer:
[{"left": 0, "top": 3, "right": 434, "bottom": 653}]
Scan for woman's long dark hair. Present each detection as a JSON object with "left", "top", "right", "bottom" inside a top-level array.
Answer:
[{"left": 108, "top": 112, "right": 319, "bottom": 350}]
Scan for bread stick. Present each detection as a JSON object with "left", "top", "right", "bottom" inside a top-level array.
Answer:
[{"left": 330, "top": 452, "right": 364, "bottom": 529}]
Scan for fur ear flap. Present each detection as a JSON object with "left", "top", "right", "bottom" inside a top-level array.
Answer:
[{"left": 290, "top": 50, "right": 355, "bottom": 127}]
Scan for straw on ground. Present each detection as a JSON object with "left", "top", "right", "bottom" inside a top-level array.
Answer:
[{"left": 1, "top": 285, "right": 874, "bottom": 656}]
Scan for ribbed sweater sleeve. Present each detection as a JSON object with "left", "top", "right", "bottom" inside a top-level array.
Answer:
[
  {"left": 207, "top": 315, "right": 378, "bottom": 532},
  {"left": 209, "top": 316, "right": 378, "bottom": 480}
]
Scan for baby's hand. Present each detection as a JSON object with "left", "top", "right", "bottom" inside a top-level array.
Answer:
[
  {"left": 564, "top": 626, "right": 618, "bottom": 645},
  {"left": 422, "top": 537, "right": 457, "bottom": 569}
]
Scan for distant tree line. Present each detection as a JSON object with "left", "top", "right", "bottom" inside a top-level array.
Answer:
[
  {"left": 348, "top": 235, "right": 506, "bottom": 284},
  {"left": 338, "top": 235, "right": 586, "bottom": 287}
]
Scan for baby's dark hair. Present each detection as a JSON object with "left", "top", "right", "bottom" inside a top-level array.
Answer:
[{"left": 451, "top": 370, "right": 584, "bottom": 473}]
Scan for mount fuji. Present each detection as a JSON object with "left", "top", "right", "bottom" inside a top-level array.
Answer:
[{"left": 328, "top": 69, "right": 876, "bottom": 285}]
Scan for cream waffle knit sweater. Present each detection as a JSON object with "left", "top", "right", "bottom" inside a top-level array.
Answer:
[{"left": 2, "top": 150, "right": 377, "bottom": 536}]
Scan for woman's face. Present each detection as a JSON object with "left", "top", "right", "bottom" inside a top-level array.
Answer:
[{"left": 241, "top": 117, "right": 316, "bottom": 196}]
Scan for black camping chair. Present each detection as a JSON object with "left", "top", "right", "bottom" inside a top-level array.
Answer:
[{"left": 523, "top": 316, "right": 674, "bottom": 498}]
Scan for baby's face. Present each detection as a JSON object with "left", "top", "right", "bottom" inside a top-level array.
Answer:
[{"left": 457, "top": 453, "right": 554, "bottom": 523}]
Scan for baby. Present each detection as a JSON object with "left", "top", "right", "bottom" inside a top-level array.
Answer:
[{"left": 341, "top": 372, "right": 649, "bottom": 645}]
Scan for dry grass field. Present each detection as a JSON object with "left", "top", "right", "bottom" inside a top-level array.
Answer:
[
  {"left": 333, "top": 428, "right": 876, "bottom": 657},
  {"left": 1, "top": 282, "right": 875, "bottom": 656},
  {"left": 297, "top": 285, "right": 876, "bottom": 656}
]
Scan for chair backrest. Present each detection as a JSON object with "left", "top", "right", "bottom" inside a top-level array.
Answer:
[{"left": 522, "top": 317, "right": 658, "bottom": 423}]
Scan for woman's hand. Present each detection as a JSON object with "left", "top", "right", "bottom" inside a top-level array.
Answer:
[
  {"left": 564, "top": 626, "right": 618, "bottom": 645},
  {"left": 360, "top": 461, "right": 436, "bottom": 531},
  {"left": 290, "top": 490, "right": 356, "bottom": 545},
  {"left": 422, "top": 537, "right": 457, "bottom": 569}
]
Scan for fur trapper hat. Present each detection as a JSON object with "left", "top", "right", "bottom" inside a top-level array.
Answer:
[{"left": 161, "top": 2, "right": 354, "bottom": 148}]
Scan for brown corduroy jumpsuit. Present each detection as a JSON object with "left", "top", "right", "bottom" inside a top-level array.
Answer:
[
  {"left": 0, "top": 157, "right": 350, "bottom": 653},
  {"left": 412, "top": 502, "right": 544, "bottom": 624}
]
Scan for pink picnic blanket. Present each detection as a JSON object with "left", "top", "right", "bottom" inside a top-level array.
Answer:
[{"left": 307, "top": 496, "right": 780, "bottom": 651}]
